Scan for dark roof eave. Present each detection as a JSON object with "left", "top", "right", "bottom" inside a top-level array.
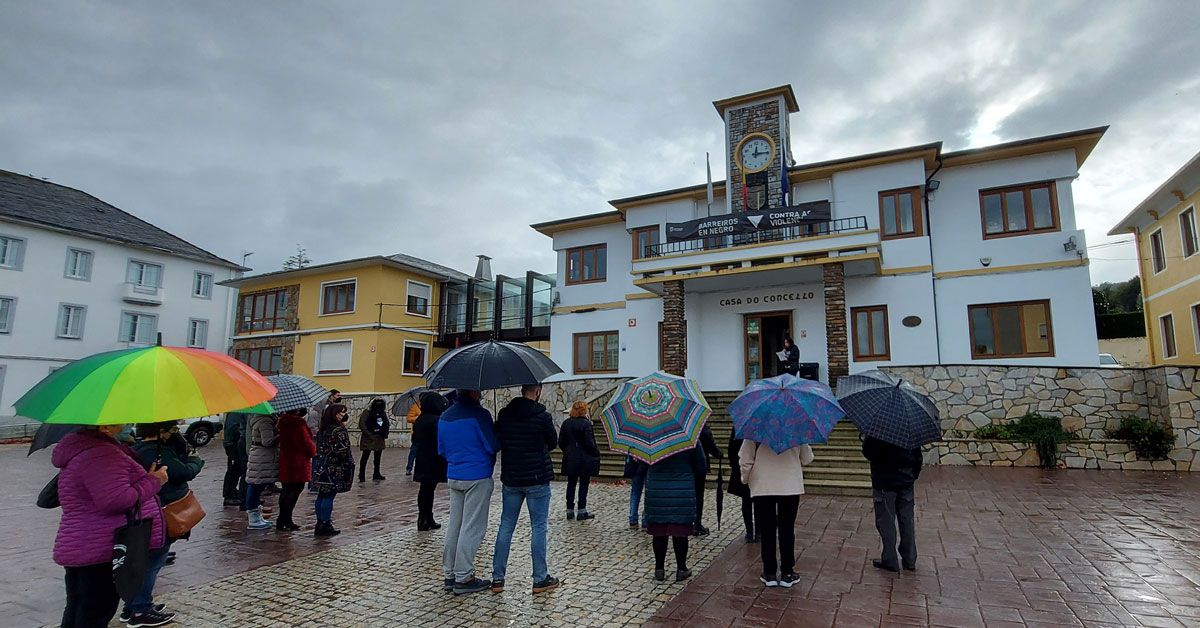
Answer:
[{"left": 218, "top": 255, "right": 465, "bottom": 288}]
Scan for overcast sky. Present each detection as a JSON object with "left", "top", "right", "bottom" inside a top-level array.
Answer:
[{"left": 2, "top": 1, "right": 1198, "bottom": 285}]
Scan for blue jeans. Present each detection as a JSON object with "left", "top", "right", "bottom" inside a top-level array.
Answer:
[
  {"left": 491, "top": 483, "right": 550, "bottom": 582},
  {"left": 406, "top": 446, "right": 417, "bottom": 472},
  {"left": 629, "top": 473, "right": 647, "bottom": 525},
  {"left": 244, "top": 482, "right": 265, "bottom": 510},
  {"left": 129, "top": 541, "right": 172, "bottom": 614},
  {"left": 315, "top": 491, "right": 336, "bottom": 523}
]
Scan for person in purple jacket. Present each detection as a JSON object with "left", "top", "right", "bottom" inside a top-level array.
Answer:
[{"left": 52, "top": 424, "right": 169, "bottom": 628}]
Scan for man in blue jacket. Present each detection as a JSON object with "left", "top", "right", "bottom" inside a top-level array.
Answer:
[{"left": 437, "top": 389, "right": 499, "bottom": 595}]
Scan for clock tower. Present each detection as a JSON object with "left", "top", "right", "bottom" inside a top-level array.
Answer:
[{"left": 713, "top": 85, "right": 799, "bottom": 213}]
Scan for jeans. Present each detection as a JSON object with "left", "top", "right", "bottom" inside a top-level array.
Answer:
[
  {"left": 492, "top": 483, "right": 551, "bottom": 582},
  {"left": 315, "top": 491, "right": 336, "bottom": 523},
  {"left": 873, "top": 486, "right": 917, "bottom": 569},
  {"left": 223, "top": 447, "right": 246, "bottom": 500},
  {"left": 565, "top": 475, "right": 590, "bottom": 511},
  {"left": 129, "top": 541, "right": 172, "bottom": 613},
  {"left": 406, "top": 446, "right": 417, "bottom": 472},
  {"left": 754, "top": 494, "right": 800, "bottom": 578},
  {"left": 443, "top": 478, "right": 494, "bottom": 582},
  {"left": 279, "top": 482, "right": 305, "bottom": 525},
  {"left": 62, "top": 562, "right": 118, "bottom": 628},
  {"left": 628, "top": 473, "right": 647, "bottom": 525},
  {"left": 244, "top": 482, "right": 265, "bottom": 511}
]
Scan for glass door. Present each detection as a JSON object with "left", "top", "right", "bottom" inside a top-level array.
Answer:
[{"left": 744, "top": 316, "right": 762, "bottom": 383}]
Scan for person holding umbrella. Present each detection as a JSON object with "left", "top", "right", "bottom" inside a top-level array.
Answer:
[
  {"left": 411, "top": 391, "right": 449, "bottom": 531},
  {"left": 244, "top": 412, "right": 280, "bottom": 530},
  {"left": 437, "top": 389, "right": 500, "bottom": 595},
  {"left": 739, "top": 438, "right": 813, "bottom": 588},
  {"left": 277, "top": 407, "right": 317, "bottom": 531},
  {"left": 863, "top": 437, "right": 923, "bottom": 572},
  {"left": 644, "top": 447, "right": 705, "bottom": 582}
]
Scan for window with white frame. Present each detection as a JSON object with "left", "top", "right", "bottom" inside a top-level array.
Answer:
[
  {"left": 193, "top": 272, "right": 213, "bottom": 299},
  {"left": 1149, "top": 229, "right": 1167, "bottom": 274},
  {"left": 1160, "top": 313, "right": 1177, "bottom": 360},
  {"left": 0, "top": 296, "right": 14, "bottom": 333},
  {"left": 119, "top": 312, "right": 158, "bottom": 344},
  {"left": 314, "top": 340, "right": 352, "bottom": 375},
  {"left": 126, "top": 260, "right": 163, "bottom": 292},
  {"left": 0, "top": 235, "right": 25, "bottom": 270},
  {"left": 187, "top": 319, "right": 208, "bottom": 348},
  {"left": 57, "top": 304, "right": 86, "bottom": 339},
  {"left": 402, "top": 341, "right": 428, "bottom": 375},
  {"left": 64, "top": 249, "right": 93, "bottom": 280},
  {"left": 406, "top": 280, "right": 432, "bottom": 316}
]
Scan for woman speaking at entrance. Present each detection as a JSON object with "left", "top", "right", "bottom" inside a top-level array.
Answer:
[
  {"left": 739, "top": 438, "right": 813, "bottom": 588},
  {"left": 779, "top": 337, "right": 800, "bottom": 377}
]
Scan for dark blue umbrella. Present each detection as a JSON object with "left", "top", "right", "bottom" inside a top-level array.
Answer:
[
  {"left": 423, "top": 341, "right": 563, "bottom": 391},
  {"left": 836, "top": 370, "right": 941, "bottom": 448},
  {"left": 28, "top": 423, "right": 85, "bottom": 455}
]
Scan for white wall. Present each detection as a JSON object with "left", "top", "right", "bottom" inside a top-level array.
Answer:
[
  {"left": 0, "top": 220, "right": 238, "bottom": 414},
  {"left": 846, "top": 273, "right": 939, "bottom": 368},
  {"left": 552, "top": 222, "right": 634, "bottom": 306}
]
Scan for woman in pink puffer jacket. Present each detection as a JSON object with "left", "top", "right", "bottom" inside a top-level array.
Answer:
[{"left": 52, "top": 425, "right": 167, "bottom": 628}]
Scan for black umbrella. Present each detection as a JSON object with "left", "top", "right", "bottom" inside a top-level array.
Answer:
[
  {"left": 390, "top": 386, "right": 435, "bottom": 417},
  {"left": 836, "top": 370, "right": 941, "bottom": 448},
  {"left": 423, "top": 341, "right": 563, "bottom": 391},
  {"left": 715, "top": 457, "right": 725, "bottom": 530},
  {"left": 28, "top": 423, "right": 85, "bottom": 456}
]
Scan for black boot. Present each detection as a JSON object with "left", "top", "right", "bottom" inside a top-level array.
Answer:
[
  {"left": 417, "top": 515, "right": 431, "bottom": 532},
  {"left": 358, "top": 456, "right": 368, "bottom": 483}
]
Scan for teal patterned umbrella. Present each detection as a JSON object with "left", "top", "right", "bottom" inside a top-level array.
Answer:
[{"left": 600, "top": 372, "right": 711, "bottom": 464}]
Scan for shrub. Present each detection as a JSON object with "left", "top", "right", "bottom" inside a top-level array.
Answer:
[
  {"left": 1106, "top": 416, "right": 1174, "bottom": 460},
  {"left": 972, "top": 413, "right": 1075, "bottom": 468}
]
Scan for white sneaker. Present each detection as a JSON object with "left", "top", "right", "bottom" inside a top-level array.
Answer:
[{"left": 759, "top": 575, "right": 778, "bottom": 587}]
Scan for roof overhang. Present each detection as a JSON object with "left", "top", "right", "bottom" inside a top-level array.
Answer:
[
  {"left": 712, "top": 85, "right": 799, "bottom": 118},
  {"left": 1109, "top": 148, "right": 1200, "bottom": 235},
  {"left": 941, "top": 126, "right": 1108, "bottom": 170},
  {"left": 218, "top": 255, "right": 460, "bottom": 288},
  {"left": 530, "top": 210, "right": 624, "bottom": 237}
]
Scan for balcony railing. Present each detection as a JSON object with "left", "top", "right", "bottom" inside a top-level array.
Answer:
[{"left": 642, "top": 216, "right": 869, "bottom": 258}]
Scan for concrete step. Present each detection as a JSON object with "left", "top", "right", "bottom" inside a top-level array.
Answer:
[
  {"left": 809, "top": 456, "right": 871, "bottom": 469},
  {"left": 805, "top": 466, "right": 872, "bottom": 481},
  {"left": 805, "top": 479, "right": 873, "bottom": 497}
]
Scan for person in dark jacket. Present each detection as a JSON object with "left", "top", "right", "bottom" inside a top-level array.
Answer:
[
  {"left": 780, "top": 336, "right": 800, "bottom": 376},
  {"left": 489, "top": 384, "right": 561, "bottom": 594},
  {"left": 625, "top": 456, "right": 648, "bottom": 529},
  {"left": 358, "top": 398, "right": 390, "bottom": 482},
  {"left": 223, "top": 412, "right": 249, "bottom": 507},
  {"left": 692, "top": 424, "right": 722, "bottom": 536},
  {"left": 644, "top": 447, "right": 704, "bottom": 582},
  {"left": 727, "top": 435, "right": 756, "bottom": 543},
  {"left": 128, "top": 420, "right": 204, "bottom": 625},
  {"left": 277, "top": 408, "right": 317, "bottom": 531},
  {"left": 862, "top": 436, "right": 923, "bottom": 572},
  {"left": 412, "top": 391, "right": 450, "bottom": 531},
  {"left": 438, "top": 390, "right": 499, "bottom": 595},
  {"left": 312, "top": 404, "right": 354, "bottom": 537},
  {"left": 559, "top": 400, "right": 601, "bottom": 521}
]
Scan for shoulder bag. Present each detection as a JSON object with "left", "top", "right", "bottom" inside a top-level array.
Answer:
[
  {"left": 162, "top": 490, "right": 206, "bottom": 538},
  {"left": 112, "top": 502, "right": 153, "bottom": 602}
]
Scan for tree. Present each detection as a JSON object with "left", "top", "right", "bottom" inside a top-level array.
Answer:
[
  {"left": 1091, "top": 277, "right": 1142, "bottom": 313},
  {"left": 1092, "top": 287, "right": 1112, "bottom": 318},
  {"left": 282, "top": 244, "right": 311, "bottom": 270}
]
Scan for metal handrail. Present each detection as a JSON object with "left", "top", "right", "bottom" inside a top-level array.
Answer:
[{"left": 643, "top": 216, "right": 869, "bottom": 258}]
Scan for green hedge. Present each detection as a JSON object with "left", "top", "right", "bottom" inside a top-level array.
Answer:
[
  {"left": 1106, "top": 417, "right": 1174, "bottom": 460},
  {"left": 1096, "top": 311, "right": 1145, "bottom": 339},
  {"left": 973, "top": 413, "right": 1075, "bottom": 468}
]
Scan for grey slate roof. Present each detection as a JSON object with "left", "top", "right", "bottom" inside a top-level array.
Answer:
[
  {"left": 386, "top": 253, "right": 471, "bottom": 283},
  {"left": 0, "top": 169, "right": 244, "bottom": 269}
]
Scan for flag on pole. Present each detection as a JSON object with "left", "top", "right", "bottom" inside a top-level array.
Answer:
[
  {"left": 705, "top": 152, "right": 714, "bottom": 216},
  {"left": 780, "top": 133, "right": 790, "bottom": 207}
]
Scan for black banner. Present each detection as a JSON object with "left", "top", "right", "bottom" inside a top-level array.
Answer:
[{"left": 665, "top": 200, "right": 832, "bottom": 242}]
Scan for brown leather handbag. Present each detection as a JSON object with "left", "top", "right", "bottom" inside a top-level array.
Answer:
[{"left": 162, "top": 490, "right": 206, "bottom": 538}]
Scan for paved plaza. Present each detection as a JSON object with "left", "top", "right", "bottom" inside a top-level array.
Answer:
[{"left": 5, "top": 443, "right": 1200, "bottom": 626}]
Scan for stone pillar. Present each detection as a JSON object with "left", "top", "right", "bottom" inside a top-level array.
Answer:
[
  {"left": 823, "top": 263, "right": 848, "bottom": 386},
  {"left": 661, "top": 280, "right": 687, "bottom": 376}
]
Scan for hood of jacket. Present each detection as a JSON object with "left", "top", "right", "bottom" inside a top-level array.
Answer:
[
  {"left": 499, "top": 396, "right": 547, "bottom": 421},
  {"left": 419, "top": 391, "right": 449, "bottom": 416},
  {"left": 52, "top": 430, "right": 120, "bottom": 469}
]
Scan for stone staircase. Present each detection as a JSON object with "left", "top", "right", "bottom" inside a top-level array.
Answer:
[{"left": 552, "top": 390, "right": 872, "bottom": 497}]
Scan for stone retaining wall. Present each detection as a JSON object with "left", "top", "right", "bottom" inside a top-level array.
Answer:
[{"left": 927, "top": 438, "right": 1179, "bottom": 471}]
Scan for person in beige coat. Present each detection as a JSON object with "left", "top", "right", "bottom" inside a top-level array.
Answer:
[{"left": 739, "top": 441, "right": 813, "bottom": 588}]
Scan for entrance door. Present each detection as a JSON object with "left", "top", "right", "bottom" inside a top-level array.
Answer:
[{"left": 744, "top": 311, "right": 792, "bottom": 384}]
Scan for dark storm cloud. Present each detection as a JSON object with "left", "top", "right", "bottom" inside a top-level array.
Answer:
[{"left": 2, "top": 0, "right": 1197, "bottom": 283}]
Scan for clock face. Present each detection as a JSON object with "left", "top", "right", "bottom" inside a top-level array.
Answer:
[{"left": 738, "top": 136, "right": 774, "bottom": 173}]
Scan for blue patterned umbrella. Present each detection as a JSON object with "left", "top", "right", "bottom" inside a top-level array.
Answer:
[
  {"left": 729, "top": 374, "right": 845, "bottom": 453},
  {"left": 836, "top": 370, "right": 940, "bottom": 448}
]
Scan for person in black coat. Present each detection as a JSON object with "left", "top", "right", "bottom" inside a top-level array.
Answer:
[
  {"left": 692, "top": 424, "right": 722, "bottom": 536},
  {"left": 727, "top": 435, "right": 756, "bottom": 543},
  {"left": 862, "top": 436, "right": 923, "bottom": 572},
  {"left": 559, "top": 400, "right": 601, "bottom": 521},
  {"left": 780, "top": 337, "right": 800, "bottom": 376},
  {"left": 644, "top": 446, "right": 705, "bottom": 582},
  {"left": 412, "top": 391, "right": 450, "bottom": 531}
]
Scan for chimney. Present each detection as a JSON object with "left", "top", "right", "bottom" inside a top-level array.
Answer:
[{"left": 474, "top": 255, "right": 493, "bottom": 281}]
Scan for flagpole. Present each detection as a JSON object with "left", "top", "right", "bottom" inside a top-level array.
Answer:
[{"left": 706, "top": 152, "right": 714, "bottom": 217}]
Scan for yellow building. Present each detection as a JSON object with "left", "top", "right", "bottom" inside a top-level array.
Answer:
[
  {"left": 221, "top": 253, "right": 555, "bottom": 394},
  {"left": 1110, "top": 149, "right": 1200, "bottom": 365}
]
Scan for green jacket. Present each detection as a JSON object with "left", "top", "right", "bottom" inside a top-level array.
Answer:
[{"left": 132, "top": 439, "right": 205, "bottom": 505}]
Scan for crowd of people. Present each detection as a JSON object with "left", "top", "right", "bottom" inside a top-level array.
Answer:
[{"left": 47, "top": 381, "right": 926, "bottom": 625}]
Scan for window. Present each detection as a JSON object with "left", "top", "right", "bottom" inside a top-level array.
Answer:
[
  {"left": 119, "top": 312, "right": 158, "bottom": 344},
  {"left": 851, "top": 305, "right": 890, "bottom": 360},
  {"left": 406, "top": 280, "right": 432, "bottom": 316},
  {"left": 1150, "top": 229, "right": 1167, "bottom": 273},
  {"left": 56, "top": 304, "right": 86, "bottom": 339},
  {"left": 0, "top": 235, "right": 25, "bottom": 270},
  {"left": 187, "top": 319, "right": 208, "bottom": 348},
  {"left": 979, "top": 181, "right": 1059, "bottom": 238},
  {"left": 321, "top": 280, "right": 356, "bottom": 315},
  {"left": 237, "top": 288, "right": 290, "bottom": 332},
  {"left": 566, "top": 244, "right": 607, "bottom": 285},
  {"left": 236, "top": 346, "right": 283, "bottom": 376},
  {"left": 402, "top": 341, "right": 428, "bottom": 375},
  {"left": 193, "top": 272, "right": 213, "bottom": 299},
  {"left": 1192, "top": 303, "right": 1200, "bottom": 355},
  {"left": 1160, "top": 314, "right": 1177, "bottom": 360},
  {"left": 1181, "top": 207, "right": 1198, "bottom": 259},
  {"left": 878, "top": 188, "right": 924, "bottom": 239},
  {"left": 64, "top": 249, "right": 93, "bottom": 280},
  {"left": 314, "top": 340, "right": 352, "bottom": 375},
  {"left": 632, "top": 226, "right": 660, "bottom": 260},
  {"left": 0, "top": 296, "right": 14, "bottom": 333},
  {"left": 968, "top": 300, "right": 1054, "bottom": 358},
  {"left": 574, "top": 331, "right": 619, "bottom": 373},
  {"left": 126, "top": 260, "right": 163, "bottom": 292}
]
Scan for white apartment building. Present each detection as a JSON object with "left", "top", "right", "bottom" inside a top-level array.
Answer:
[
  {"left": 0, "top": 170, "right": 246, "bottom": 416},
  {"left": 532, "top": 85, "right": 1105, "bottom": 391}
]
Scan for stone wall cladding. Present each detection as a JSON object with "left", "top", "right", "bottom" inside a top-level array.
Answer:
[
  {"left": 929, "top": 439, "right": 1180, "bottom": 471},
  {"left": 229, "top": 284, "right": 301, "bottom": 372},
  {"left": 726, "top": 99, "right": 783, "bottom": 212},
  {"left": 661, "top": 280, "right": 687, "bottom": 376},
  {"left": 823, "top": 263, "right": 849, "bottom": 384},
  {"left": 885, "top": 365, "right": 1200, "bottom": 471}
]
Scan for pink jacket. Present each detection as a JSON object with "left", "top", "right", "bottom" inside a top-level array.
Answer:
[
  {"left": 739, "top": 441, "right": 814, "bottom": 498},
  {"left": 52, "top": 430, "right": 165, "bottom": 567}
]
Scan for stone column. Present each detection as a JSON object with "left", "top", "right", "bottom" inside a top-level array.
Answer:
[
  {"left": 823, "top": 263, "right": 848, "bottom": 385},
  {"left": 661, "top": 280, "right": 687, "bottom": 376}
]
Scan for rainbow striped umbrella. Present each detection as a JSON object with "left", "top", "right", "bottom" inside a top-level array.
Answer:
[
  {"left": 600, "top": 372, "right": 711, "bottom": 464},
  {"left": 14, "top": 343, "right": 277, "bottom": 425}
]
